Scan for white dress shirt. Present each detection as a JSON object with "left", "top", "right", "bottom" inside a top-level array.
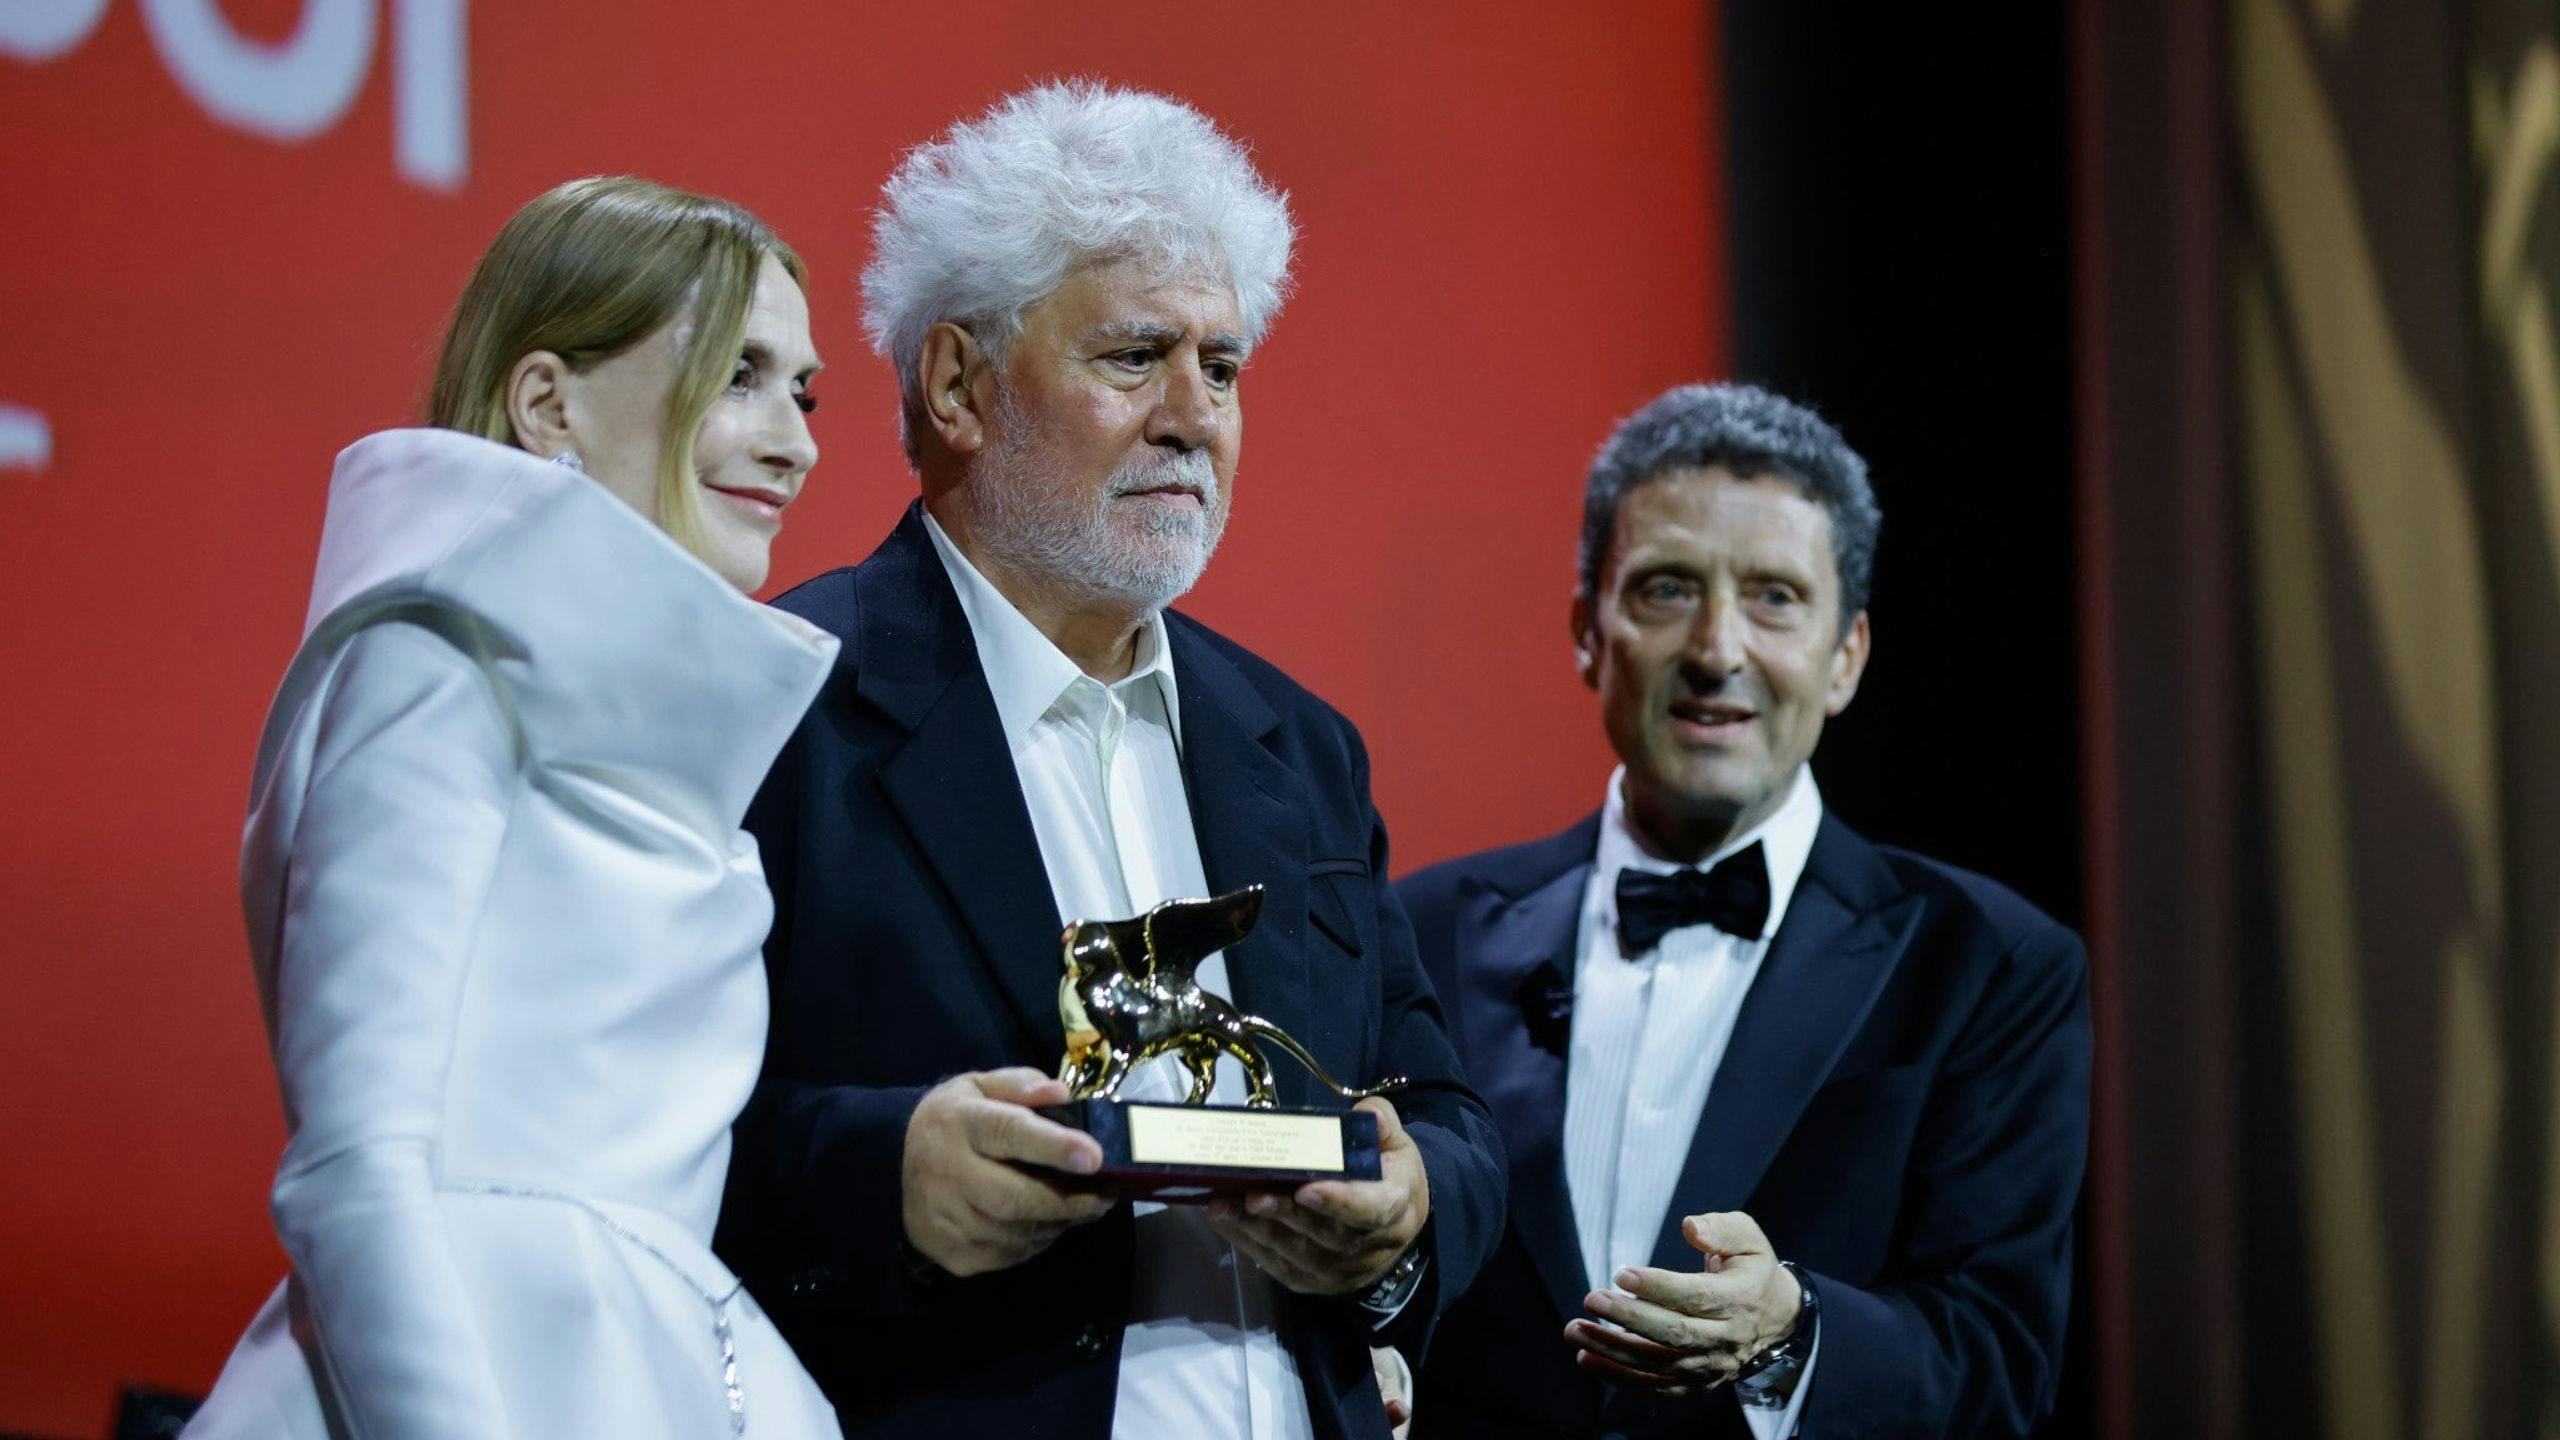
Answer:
[
  {"left": 1565, "top": 764, "right": 1825, "bottom": 1438},
  {"left": 923, "top": 512, "right": 1313, "bottom": 1440}
]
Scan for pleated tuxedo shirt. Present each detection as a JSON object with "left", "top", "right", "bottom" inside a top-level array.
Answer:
[{"left": 1567, "top": 764, "right": 1824, "bottom": 1437}]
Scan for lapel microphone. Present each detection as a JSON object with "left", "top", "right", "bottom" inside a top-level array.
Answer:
[{"left": 1517, "top": 960, "right": 1572, "bottom": 1055}]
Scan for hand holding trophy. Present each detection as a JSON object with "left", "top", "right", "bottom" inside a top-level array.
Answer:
[{"left": 900, "top": 1067, "right": 1118, "bottom": 1278}]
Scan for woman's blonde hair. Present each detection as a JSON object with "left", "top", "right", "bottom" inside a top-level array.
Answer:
[{"left": 428, "top": 175, "right": 807, "bottom": 558}]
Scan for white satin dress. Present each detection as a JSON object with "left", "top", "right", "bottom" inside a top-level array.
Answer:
[{"left": 185, "top": 430, "right": 844, "bottom": 1440}]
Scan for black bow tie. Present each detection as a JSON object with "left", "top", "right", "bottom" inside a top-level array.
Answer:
[{"left": 1614, "top": 843, "right": 1772, "bottom": 955}]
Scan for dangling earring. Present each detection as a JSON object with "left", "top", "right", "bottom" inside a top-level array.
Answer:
[{"left": 551, "top": 450, "right": 586, "bottom": 473}]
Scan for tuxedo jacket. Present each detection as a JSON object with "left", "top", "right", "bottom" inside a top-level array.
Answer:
[
  {"left": 1399, "top": 811, "right": 2088, "bottom": 1440},
  {"left": 715, "top": 506, "right": 1506, "bottom": 1440}
]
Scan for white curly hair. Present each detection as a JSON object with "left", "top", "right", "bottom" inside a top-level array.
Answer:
[{"left": 862, "top": 81, "right": 1296, "bottom": 463}]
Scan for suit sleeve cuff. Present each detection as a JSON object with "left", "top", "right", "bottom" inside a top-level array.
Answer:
[{"left": 780, "top": 1081, "right": 933, "bottom": 1316}]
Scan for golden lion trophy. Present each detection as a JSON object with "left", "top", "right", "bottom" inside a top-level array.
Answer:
[{"left": 1044, "top": 885, "right": 1409, "bottom": 1201}]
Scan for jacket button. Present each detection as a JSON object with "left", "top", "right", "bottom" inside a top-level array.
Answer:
[
  {"left": 1072, "top": 1323, "right": 1112, "bottom": 1359},
  {"left": 786, "top": 1267, "right": 830, "bottom": 1298}
]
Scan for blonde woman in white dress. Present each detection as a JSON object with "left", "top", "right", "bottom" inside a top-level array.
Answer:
[{"left": 185, "top": 176, "right": 844, "bottom": 1440}]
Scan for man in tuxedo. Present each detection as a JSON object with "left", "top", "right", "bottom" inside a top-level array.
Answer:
[
  {"left": 1400, "top": 384, "right": 2088, "bottom": 1438},
  {"left": 714, "top": 83, "right": 1503, "bottom": 1440}
]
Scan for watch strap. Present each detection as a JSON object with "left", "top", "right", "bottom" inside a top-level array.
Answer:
[{"left": 1734, "top": 1259, "right": 1817, "bottom": 1399}]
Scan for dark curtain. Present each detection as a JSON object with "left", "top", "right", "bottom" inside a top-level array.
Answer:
[{"left": 2080, "top": 0, "right": 2560, "bottom": 1436}]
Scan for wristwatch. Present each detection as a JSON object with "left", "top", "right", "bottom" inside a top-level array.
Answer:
[
  {"left": 1733, "top": 1260, "right": 1818, "bottom": 1406},
  {"left": 1356, "top": 1240, "right": 1429, "bottom": 1318}
]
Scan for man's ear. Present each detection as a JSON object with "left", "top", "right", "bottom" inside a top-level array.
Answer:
[
  {"left": 1825, "top": 610, "right": 1872, "bottom": 716},
  {"left": 1570, "top": 592, "right": 1601, "bottom": 691},
  {"left": 505, "top": 351, "right": 576, "bottom": 459},
  {"left": 917, "top": 322, "right": 994, "bottom": 456}
]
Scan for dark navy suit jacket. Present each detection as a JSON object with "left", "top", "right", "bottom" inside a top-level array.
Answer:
[
  {"left": 714, "top": 507, "right": 1506, "bottom": 1440},
  {"left": 1399, "top": 809, "right": 2088, "bottom": 1440}
]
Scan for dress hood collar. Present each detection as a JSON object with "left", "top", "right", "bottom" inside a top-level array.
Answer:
[{"left": 294, "top": 428, "right": 836, "bottom": 833}]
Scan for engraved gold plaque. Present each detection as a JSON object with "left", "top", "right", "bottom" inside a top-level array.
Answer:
[{"left": 1126, "top": 1104, "right": 1347, "bottom": 1172}]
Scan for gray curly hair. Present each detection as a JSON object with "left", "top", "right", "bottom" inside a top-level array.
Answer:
[
  {"left": 862, "top": 81, "right": 1296, "bottom": 464},
  {"left": 1580, "top": 382, "right": 1882, "bottom": 625}
]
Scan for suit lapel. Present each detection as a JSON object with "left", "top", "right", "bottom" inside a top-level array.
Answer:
[
  {"left": 1164, "top": 620, "right": 1316, "bottom": 1105},
  {"left": 1456, "top": 820, "right": 1601, "bottom": 1328},
  {"left": 1643, "top": 816, "right": 1923, "bottom": 1272},
  {"left": 858, "top": 507, "right": 1066, "bottom": 1057}
]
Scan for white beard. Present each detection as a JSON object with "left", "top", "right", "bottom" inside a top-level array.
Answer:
[{"left": 968, "top": 391, "right": 1229, "bottom": 613}]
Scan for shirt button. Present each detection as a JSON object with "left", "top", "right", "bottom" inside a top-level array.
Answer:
[{"left": 1072, "top": 1323, "right": 1112, "bottom": 1359}]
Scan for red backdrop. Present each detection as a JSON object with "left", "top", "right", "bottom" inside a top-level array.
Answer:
[{"left": 0, "top": 3, "right": 1724, "bottom": 1431}]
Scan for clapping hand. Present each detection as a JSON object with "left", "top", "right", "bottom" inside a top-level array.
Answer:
[{"left": 1563, "top": 1211, "right": 1800, "bottom": 1400}]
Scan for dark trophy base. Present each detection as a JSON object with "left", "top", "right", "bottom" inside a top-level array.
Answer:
[{"left": 1043, "top": 1099, "right": 1382, "bottom": 1203}]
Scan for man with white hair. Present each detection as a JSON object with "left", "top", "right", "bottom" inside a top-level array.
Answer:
[{"left": 716, "top": 83, "right": 1506, "bottom": 1440}]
